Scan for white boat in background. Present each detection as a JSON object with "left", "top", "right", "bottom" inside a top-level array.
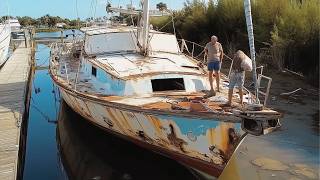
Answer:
[
  {"left": 6, "top": 19, "right": 21, "bottom": 32},
  {"left": 0, "top": 21, "right": 11, "bottom": 67},
  {"left": 6, "top": 19, "right": 24, "bottom": 39},
  {"left": 49, "top": 0, "right": 281, "bottom": 178}
]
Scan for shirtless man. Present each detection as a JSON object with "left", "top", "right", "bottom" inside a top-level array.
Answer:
[{"left": 202, "top": 35, "right": 224, "bottom": 95}]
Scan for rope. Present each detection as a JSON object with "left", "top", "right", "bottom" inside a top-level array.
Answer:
[
  {"left": 158, "top": 15, "right": 177, "bottom": 31},
  {"left": 37, "top": 56, "right": 50, "bottom": 67},
  {"left": 31, "top": 103, "right": 54, "bottom": 122}
]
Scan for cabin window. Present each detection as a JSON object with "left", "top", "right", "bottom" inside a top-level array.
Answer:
[
  {"left": 92, "top": 66, "right": 97, "bottom": 77},
  {"left": 151, "top": 78, "right": 185, "bottom": 92}
]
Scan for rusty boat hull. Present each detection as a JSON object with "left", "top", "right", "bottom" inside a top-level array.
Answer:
[
  {"left": 49, "top": 25, "right": 281, "bottom": 178},
  {"left": 56, "top": 83, "right": 247, "bottom": 178}
]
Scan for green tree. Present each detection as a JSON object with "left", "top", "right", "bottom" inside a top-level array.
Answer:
[
  {"left": 150, "top": 0, "right": 320, "bottom": 85},
  {"left": 156, "top": 2, "right": 167, "bottom": 11},
  {"left": 48, "top": 16, "right": 58, "bottom": 27}
]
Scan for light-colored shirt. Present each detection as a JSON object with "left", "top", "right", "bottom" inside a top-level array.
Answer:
[
  {"left": 232, "top": 54, "right": 245, "bottom": 72},
  {"left": 205, "top": 42, "right": 223, "bottom": 63}
]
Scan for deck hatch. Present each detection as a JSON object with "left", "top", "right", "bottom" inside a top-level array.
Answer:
[{"left": 151, "top": 78, "right": 185, "bottom": 92}]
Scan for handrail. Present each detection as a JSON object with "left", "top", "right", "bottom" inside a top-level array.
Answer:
[
  {"left": 74, "top": 45, "right": 84, "bottom": 90},
  {"left": 178, "top": 38, "right": 234, "bottom": 79},
  {"left": 177, "top": 38, "right": 233, "bottom": 62},
  {"left": 257, "top": 74, "right": 272, "bottom": 106},
  {"left": 64, "top": 62, "right": 69, "bottom": 84}
]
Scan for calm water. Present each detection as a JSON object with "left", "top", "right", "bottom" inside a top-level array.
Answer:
[{"left": 22, "top": 33, "right": 196, "bottom": 180}]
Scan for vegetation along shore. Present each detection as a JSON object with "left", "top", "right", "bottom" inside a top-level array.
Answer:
[{"left": 151, "top": 0, "right": 319, "bottom": 86}]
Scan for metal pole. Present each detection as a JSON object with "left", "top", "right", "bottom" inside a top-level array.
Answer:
[
  {"left": 244, "top": 0, "right": 259, "bottom": 104},
  {"left": 65, "top": 63, "right": 69, "bottom": 84},
  {"left": 142, "top": 0, "right": 150, "bottom": 55},
  {"left": 24, "top": 29, "right": 27, "bottom": 48}
]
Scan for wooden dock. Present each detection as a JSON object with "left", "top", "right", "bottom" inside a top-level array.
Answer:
[{"left": 0, "top": 41, "right": 32, "bottom": 180}]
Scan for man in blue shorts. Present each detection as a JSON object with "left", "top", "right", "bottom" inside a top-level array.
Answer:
[{"left": 203, "top": 35, "right": 224, "bottom": 95}]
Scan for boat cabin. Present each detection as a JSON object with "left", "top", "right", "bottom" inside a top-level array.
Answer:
[{"left": 79, "top": 26, "right": 210, "bottom": 96}]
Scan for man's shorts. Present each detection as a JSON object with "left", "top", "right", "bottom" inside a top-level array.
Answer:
[
  {"left": 229, "top": 72, "right": 245, "bottom": 89},
  {"left": 207, "top": 60, "right": 221, "bottom": 71}
]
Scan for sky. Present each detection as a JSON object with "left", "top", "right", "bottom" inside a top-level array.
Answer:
[{"left": 0, "top": 0, "right": 186, "bottom": 20}]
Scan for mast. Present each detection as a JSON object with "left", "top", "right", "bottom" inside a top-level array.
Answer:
[
  {"left": 141, "top": 0, "right": 150, "bottom": 56},
  {"left": 244, "top": 0, "right": 259, "bottom": 104}
]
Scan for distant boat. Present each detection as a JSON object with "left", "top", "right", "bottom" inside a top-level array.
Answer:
[
  {"left": 6, "top": 19, "right": 23, "bottom": 39},
  {"left": 0, "top": 21, "right": 11, "bottom": 67},
  {"left": 6, "top": 19, "right": 21, "bottom": 32},
  {"left": 49, "top": 0, "right": 281, "bottom": 178}
]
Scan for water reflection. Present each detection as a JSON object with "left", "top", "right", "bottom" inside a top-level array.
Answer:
[{"left": 57, "top": 101, "right": 196, "bottom": 180}]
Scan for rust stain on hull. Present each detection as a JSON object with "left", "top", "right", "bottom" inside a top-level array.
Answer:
[{"left": 60, "top": 88, "right": 246, "bottom": 178}]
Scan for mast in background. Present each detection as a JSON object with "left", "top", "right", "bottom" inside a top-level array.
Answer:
[
  {"left": 141, "top": 0, "right": 150, "bottom": 56},
  {"left": 106, "top": 0, "right": 169, "bottom": 56}
]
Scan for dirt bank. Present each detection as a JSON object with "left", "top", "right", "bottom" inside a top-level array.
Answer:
[{"left": 220, "top": 69, "right": 319, "bottom": 180}]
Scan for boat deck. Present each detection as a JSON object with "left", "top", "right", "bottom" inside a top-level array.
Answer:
[
  {"left": 92, "top": 52, "right": 204, "bottom": 79},
  {"left": 50, "top": 51, "right": 282, "bottom": 121}
]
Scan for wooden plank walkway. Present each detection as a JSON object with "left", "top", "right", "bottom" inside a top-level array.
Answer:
[{"left": 0, "top": 42, "right": 31, "bottom": 180}]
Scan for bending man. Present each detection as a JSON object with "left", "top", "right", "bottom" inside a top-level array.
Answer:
[{"left": 228, "top": 50, "right": 246, "bottom": 106}]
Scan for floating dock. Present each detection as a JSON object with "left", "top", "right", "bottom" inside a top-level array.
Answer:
[{"left": 0, "top": 38, "right": 33, "bottom": 180}]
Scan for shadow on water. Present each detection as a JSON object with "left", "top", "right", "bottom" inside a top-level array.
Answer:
[
  {"left": 57, "top": 101, "right": 195, "bottom": 180},
  {"left": 22, "top": 37, "right": 197, "bottom": 179}
]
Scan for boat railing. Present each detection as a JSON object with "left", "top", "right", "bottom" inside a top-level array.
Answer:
[
  {"left": 50, "top": 40, "right": 84, "bottom": 91},
  {"left": 178, "top": 39, "right": 238, "bottom": 79},
  {"left": 257, "top": 74, "right": 272, "bottom": 106},
  {"left": 178, "top": 38, "right": 272, "bottom": 106}
]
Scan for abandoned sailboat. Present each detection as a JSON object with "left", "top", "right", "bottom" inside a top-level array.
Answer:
[{"left": 49, "top": 0, "right": 281, "bottom": 178}]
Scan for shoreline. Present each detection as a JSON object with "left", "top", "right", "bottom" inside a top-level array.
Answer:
[{"left": 35, "top": 27, "right": 81, "bottom": 33}]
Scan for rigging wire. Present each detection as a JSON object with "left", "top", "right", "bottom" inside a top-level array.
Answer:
[
  {"left": 93, "top": 0, "right": 98, "bottom": 20},
  {"left": 147, "top": 13, "right": 177, "bottom": 52},
  {"left": 118, "top": 0, "right": 121, "bottom": 7},
  {"left": 88, "top": 0, "right": 94, "bottom": 20}
]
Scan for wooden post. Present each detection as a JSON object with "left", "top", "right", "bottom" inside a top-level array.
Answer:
[
  {"left": 24, "top": 29, "right": 28, "bottom": 48},
  {"left": 60, "top": 30, "right": 64, "bottom": 43}
]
